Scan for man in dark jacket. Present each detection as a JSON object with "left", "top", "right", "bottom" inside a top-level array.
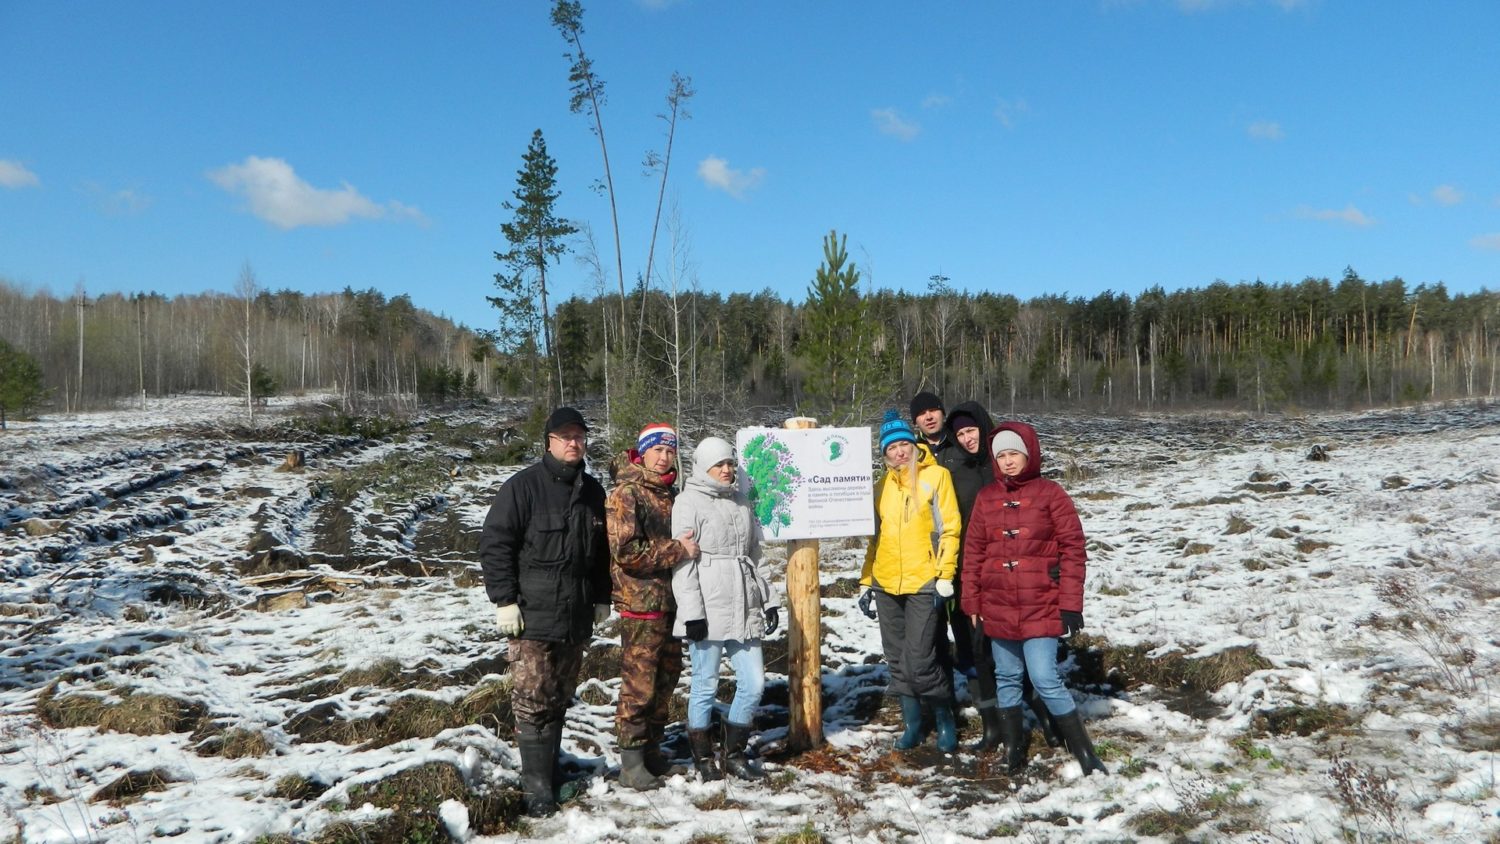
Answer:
[
  {"left": 479, "top": 406, "right": 612, "bottom": 817},
  {"left": 909, "top": 392, "right": 971, "bottom": 680},
  {"left": 910, "top": 390, "right": 959, "bottom": 470}
]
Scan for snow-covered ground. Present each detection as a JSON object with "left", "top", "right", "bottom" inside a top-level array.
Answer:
[{"left": 2, "top": 395, "right": 1497, "bottom": 843}]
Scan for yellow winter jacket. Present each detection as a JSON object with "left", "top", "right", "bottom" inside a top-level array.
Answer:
[{"left": 860, "top": 444, "right": 961, "bottom": 595}]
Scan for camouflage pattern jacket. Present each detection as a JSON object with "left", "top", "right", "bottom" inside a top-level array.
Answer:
[{"left": 606, "top": 451, "right": 683, "bottom": 614}]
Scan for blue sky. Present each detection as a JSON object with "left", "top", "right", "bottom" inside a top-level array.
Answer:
[{"left": 3, "top": 1, "right": 1498, "bottom": 328}]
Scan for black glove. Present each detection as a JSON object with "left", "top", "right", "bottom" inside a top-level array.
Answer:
[
  {"left": 684, "top": 618, "right": 708, "bottom": 642},
  {"left": 857, "top": 589, "right": 877, "bottom": 620},
  {"left": 763, "top": 608, "right": 779, "bottom": 636},
  {"left": 1061, "top": 610, "right": 1084, "bottom": 637}
]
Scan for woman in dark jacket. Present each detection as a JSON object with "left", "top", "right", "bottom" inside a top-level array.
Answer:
[{"left": 961, "top": 420, "right": 1107, "bottom": 776}]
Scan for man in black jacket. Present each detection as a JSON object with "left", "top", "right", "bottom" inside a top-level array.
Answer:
[{"left": 479, "top": 406, "right": 612, "bottom": 817}]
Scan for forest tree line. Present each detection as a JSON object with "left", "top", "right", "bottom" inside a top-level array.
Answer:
[
  {"left": 540, "top": 265, "right": 1500, "bottom": 431},
  {"left": 0, "top": 278, "right": 496, "bottom": 419},
  {"left": 3, "top": 266, "right": 1497, "bottom": 434}
]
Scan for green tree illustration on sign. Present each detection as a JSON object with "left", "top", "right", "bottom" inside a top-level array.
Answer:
[
  {"left": 743, "top": 432, "right": 801, "bottom": 536},
  {"left": 828, "top": 440, "right": 843, "bottom": 461}
]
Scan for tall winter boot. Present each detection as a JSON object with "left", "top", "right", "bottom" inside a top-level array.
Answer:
[
  {"left": 617, "top": 746, "right": 662, "bottom": 791},
  {"left": 929, "top": 698, "right": 958, "bottom": 753},
  {"left": 722, "top": 722, "right": 764, "bottom": 780},
  {"left": 998, "top": 706, "right": 1029, "bottom": 775},
  {"left": 644, "top": 723, "right": 686, "bottom": 778},
  {"left": 688, "top": 728, "right": 723, "bottom": 782},
  {"left": 516, "top": 724, "right": 560, "bottom": 817},
  {"left": 972, "top": 704, "right": 1004, "bottom": 752},
  {"left": 893, "top": 695, "right": 930, "bottom": 750},
  {"left": 1054, "top": 710, "right": 1108, "bottom": 776},
  {"left": 1027, "top": 690, "right": 1063, "bottom": 748}
]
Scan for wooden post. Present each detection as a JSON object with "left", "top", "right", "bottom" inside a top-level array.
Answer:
[{"left": 783, "top": 416, "right": 823, "bottom": 751}]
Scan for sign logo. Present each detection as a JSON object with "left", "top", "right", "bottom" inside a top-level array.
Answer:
[{"left": 822, "top": 434, "right": 850, "bottom": 465}]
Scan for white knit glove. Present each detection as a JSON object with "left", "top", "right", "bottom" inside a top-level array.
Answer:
[
  {"left": 935, "top": 579, "right": 955, "bottom": 599},
  {"left": 495, "top": 604, "right": 523, "bottom": 637},
  {"left": 593, "top": 604, "right": 611, "bottom": 625}
]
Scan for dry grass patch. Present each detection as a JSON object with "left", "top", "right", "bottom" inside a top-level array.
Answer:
[
  {"left": 37, "top": 682, "right": 206, "bottom": 736},
  {"left": 1171, "top": 493, "right": 1251, "bottom": 509},
  {"left": 1295, "top": 537, "right": 1336, "bottom": 554},
  {"left": 1128, "top": 779, "right": 1257, "bottom": 841},
  {"left": 770, "top": 823, "right": 828, "bottom": 844},
  {"left": 1071, "top": 636, "right": 1271, "bottom": 694},
  {"left": 1224, "top": 513, "right": 1254, "bottom": 535},
  {"left": 287, "top": 678, "right": 515, "bottom": 748},
  {"left": 819, "top": 577, "right": 862, "bottom": 599},
  {"left": 195, "top": 726, "right": 273, "bottom": 758},
  {"left": 1252, "top": 703, "right": 1356, "bottom": 737},
  {"left": 91, "top": 767, "right": 178, "bottom": 805},
  {"left": 341, "top": 761, "right": 524, "bottom": 837},
  {"left": 22, "top": 783, "right": 63, "bottom": 805},
  {"left": 271, "top": 773, "right": 330, "bottom": 803},
  {"left": 691, "top": 791, "right": 745, "bottom": 812},
  {"left": 334, "top": 656, "right": 448, "bottom": 693},
  {"left": 1453, "top": 714, "right": 1500, "bottom": 753},
  {"left": 578, "top": 643, "right": 622, "bottom": 684}
]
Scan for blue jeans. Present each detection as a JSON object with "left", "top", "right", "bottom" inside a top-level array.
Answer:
[
  {"left": 687, "top": 639, "right": 765, "bottom": 730},
  {"left": 991, "top": 637, "right": 1076, "bottom": 716}
]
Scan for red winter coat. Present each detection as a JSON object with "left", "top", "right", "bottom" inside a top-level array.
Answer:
[{"left": 960, "top": 421, "right": 1087, "bottom": 641}]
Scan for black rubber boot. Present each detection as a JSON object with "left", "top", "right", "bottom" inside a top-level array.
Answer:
[
  {"left": 517, "top": 724, "right": 560, "bottom": 817},
  {"left": 998, "top": 706, "right": 1029, "bottom": 775},
  {"left": 973, "top": 704, "right": 1004, "bottom": 752},
  {"left": 688, "top": 728, "right": 723, "bottom": 782},
  {"left": 546, "top": 722, "right": 565, "bottom": 790},
  {"left": 644, "top": 724, "right": 686, "bottom": 778},
  {"left": 1054, "top": 710, "right": 1108, "bottom": 776},
  {"left": 722, "top": 722, "right": 764, "bottom": 780},
  {"left": 617, "top": 747, "right": 662, "bottom": 791},
  {"left": 1027, "top": 691, "right": 1064, "bottom": 748}
]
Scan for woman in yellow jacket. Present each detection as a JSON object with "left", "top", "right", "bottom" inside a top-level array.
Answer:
[{"left": 859, "top": 409, "right": 962, "bottom": 752}]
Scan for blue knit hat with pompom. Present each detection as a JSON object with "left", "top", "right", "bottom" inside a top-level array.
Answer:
[{"left": 878, "top": 409, "right": 918, "bottom": 452}]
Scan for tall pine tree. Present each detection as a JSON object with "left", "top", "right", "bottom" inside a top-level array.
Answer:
[
  {"left": 490, "top": 129, "right": 577, "bottom": 406},
  {"left": 800, "top": 230, "right": 876, "bottom": 423}
]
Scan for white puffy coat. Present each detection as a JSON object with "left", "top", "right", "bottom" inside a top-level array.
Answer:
[{"left": 670, "top": 457, "right": 780, "bottom": 641}]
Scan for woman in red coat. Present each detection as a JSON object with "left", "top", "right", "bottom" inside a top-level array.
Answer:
[{"left": 960, "top": 420, "right": 1107, "bottom": 776}]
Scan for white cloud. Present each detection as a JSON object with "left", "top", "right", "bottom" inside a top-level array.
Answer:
[
  {"left": 1431, "top": 184, "right": 1463, "bottom": 206},
  {"left": 1177, "top": 0, "right": 1309, "bottom": 11},
  {"left": 993, "top": 98, "right": 1030, "bottom": 129},
  {"left": 921, "top": 93, "right": 953, "bottom": 110},
  {"left": 1295, "top": 204, "right": 1375, "bottom": 227},
  {"left": 82, "top": 182, "right": 152, "bottom": 216},
  {"left": 1247, "top": 120, "right": 1284, "bottom": 141},
  {"left": 1470, "top": 233, "right": 1500, "bottom": 251},
  {"left": 207, "top": 156, "right": 424, "bottom": 229},
  {"left": 696, "top": 156, "right": 765, "bottom": 199},
  {"left": 0, "top": 159, "right": 40, "bottom": 189},
  {"left": 871, "top": 108, "right": 921, "bottom": 141}
]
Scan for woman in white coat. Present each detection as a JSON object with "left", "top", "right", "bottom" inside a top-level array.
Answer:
[{"left": 672, "top": 436, "right": 781, "bottom": 781}]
